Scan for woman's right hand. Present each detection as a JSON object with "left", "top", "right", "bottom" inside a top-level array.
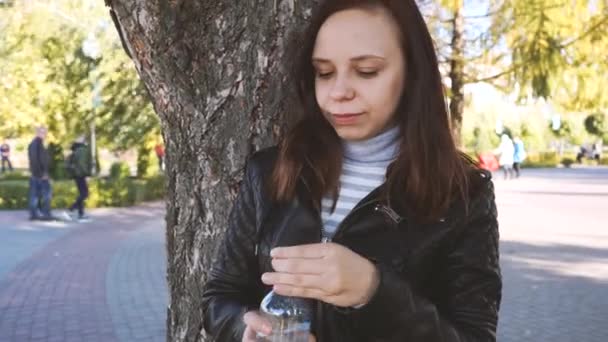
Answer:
[{"left": 242, "top": 310, "right": 316, "bottom": 342}]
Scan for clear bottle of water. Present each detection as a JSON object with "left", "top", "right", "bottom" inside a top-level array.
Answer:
[{"left": 256, "top": 290, "right": 313, "bottom": 342}]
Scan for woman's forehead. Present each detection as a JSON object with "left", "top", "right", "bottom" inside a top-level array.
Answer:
[{"left": 313, "top": 7, "right": 402, "bottom": 59}]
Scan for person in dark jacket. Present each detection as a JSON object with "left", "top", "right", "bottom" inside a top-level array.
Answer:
[
  {"left": 1, "top": 140, "right": 13, "bottom": 173},
  {"left": 67, "top": 135, "right": 91, "bottom": 221},
  {"left": 27, "top": 126, "right": 53, "bottom": 220},
  {"left": 202, "top": 1, "right": 501, "bottom": 341}
]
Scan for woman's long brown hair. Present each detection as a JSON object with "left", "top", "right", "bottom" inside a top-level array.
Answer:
[{"left": 270, "top": 0, "right": 472, "bottom": 222}]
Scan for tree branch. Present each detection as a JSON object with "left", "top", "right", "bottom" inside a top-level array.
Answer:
[{"left": 560, "top": 15, "right": 608, "bottom": 48}]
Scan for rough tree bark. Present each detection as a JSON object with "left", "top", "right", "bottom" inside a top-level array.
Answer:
[
  {"left": 448, "top": 0, "right": 465, "bottom": 147},
  {"left": 103, "top": 1, "right": 316, "bottom": 341}
]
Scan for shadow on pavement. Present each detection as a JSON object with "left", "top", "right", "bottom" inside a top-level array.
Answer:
[{"left": 498, "top": 240, "right": 608, "bottom": 342}]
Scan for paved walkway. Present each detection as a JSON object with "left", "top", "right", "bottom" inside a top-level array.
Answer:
[
  {"left": 495, "top": 166, "right": 608, "bottom": 341},
  {"left": 0, "top": 203, "right": 167, "bottom": 342},
  {"left": 0, "top": 166, "right": 607, "bottom": 341}
]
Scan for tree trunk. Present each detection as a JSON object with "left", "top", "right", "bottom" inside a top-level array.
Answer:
[
  {"left": 104, "top": 1, "right": 316, "bottom": 341},
  {"left": 448, "top": 0, "right": 465, "bottom": 147}
]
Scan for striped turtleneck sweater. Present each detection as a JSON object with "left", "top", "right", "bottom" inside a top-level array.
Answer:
[{"left": 321, "top": 125, "right": 400, "bottom": 240}]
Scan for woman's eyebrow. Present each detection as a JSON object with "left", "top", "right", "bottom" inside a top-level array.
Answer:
[{"left": 312, "top": 55, "right": 386, "bottom": 63}]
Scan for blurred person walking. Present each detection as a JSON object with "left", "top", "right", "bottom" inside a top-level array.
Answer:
[
  {"left": 1, "top": 140, "right": 13, "bottom": 173},
  {"left": 155, "top": 143, "right": 165, "bottom": 172},
  {"left": 495, "top": 134, "right": 515, "bottom": 180},
  {"left": 65, "top": 135, "right": 92, "bottom": 221},
  {"left": 27, "top": 126, "right": 53, "bottom": 220},
  {"left": 513, "top": 136, "right": 527, "bottom": 178}
]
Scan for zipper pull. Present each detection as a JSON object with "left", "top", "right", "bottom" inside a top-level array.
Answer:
[{"left": 375, "top": 204, "right": 403, "bottom": 223}]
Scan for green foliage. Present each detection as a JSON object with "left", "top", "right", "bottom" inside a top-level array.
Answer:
[
  {"left": 0, "top": 176, "right": 166, "bottom": 209},
  {"left": 467, "top": 126, "right": 499, "bottom": 153},
  {"left": 548, "top": 119, "right": 573, "bottom": 139},
  {"left": 561, "top": 157, "right": 575, "bottom": 168},
  {"left": 47, "top": 142, "right": 67, "bottom": 180},
  {"left": 0, "top": 0, "right": 158, "bottom": 151},
  {"left": 0, "top": 170, "right": 29, "bottom": 181},
  {"left": 584, "top": 113, "right": 608, "bottom": 141},
  {"left": 137, "top": 144, "right": 151, "bottom": 178},
  {"left": 522, "top": 151, "right": 560, "bottom": 168},
  {"left": 423, "top": 0, "right": 608, "bottom": 141},
  {"left": 491, "top": 1, "right": 608, "bottom": 111},
  {"left": 109, "top": 162, "right": 131, "bottom": 180}
]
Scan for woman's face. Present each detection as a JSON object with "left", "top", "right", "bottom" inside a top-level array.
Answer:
[{"left": 313, "top": 6, "right": 406, "bottom": 142}]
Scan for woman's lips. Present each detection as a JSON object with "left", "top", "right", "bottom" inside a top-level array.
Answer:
[{"left": 332, "top": 113, "right": 363, "bottom": 125}]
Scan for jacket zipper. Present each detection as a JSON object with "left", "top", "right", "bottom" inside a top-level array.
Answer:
[
  {"left": 326, "top": 198, "right": 379, "bottom": 242},
  {"left": 374, "top": 203, "right": 403, "bottom": 224}
]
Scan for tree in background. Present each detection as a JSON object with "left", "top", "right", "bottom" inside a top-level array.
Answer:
[
  {"left": 420, "top": 0, "right": 608, "bottom": 144},
  {"left": 0, "top": 0, "right": 159, "bottom": 156},
  {"left": 584, "top": 112, "right": 608, "bottom": 143}
]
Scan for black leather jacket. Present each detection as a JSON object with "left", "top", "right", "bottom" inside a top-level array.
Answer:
[{"left": 202, "top": 147, "right": 501, "bottom": 341}]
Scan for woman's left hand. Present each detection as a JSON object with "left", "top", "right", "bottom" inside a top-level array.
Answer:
[{"left": 261, "top": 243, "right": 380, "bottom": 307}]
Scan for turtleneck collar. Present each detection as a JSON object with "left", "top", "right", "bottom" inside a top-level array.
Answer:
[{"left": 342, "top": 125, "right": 400, "bottom": 165}]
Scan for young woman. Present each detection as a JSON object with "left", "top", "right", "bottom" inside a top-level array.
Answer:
[{"left": 202, "top": 1, "right": 502, "bottom": 341}]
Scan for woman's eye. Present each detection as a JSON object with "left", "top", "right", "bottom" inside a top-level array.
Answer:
[
  {"left": 316, "top": 71, "right": 333, "bottom": 79},
  {"left": 357, "top": 70, "right": 378, "bottom": 78}
]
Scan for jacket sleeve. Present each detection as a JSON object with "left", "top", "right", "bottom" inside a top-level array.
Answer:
[
  {"left": 201, "top": 157, "right": 263, "bottom": 341},
  {"left": 354, "top": 179, "right": 501, "bottom": 341}
]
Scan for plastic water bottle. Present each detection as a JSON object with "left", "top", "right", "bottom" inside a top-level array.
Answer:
[
  {"left": 256, "top": 206, "right": 318, "bottom": 341},
  {"left": 256, "top": 290, "right": 313, "bottom": 342}
]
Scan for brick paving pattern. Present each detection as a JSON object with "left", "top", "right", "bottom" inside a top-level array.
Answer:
[{"left": 0, "top": 203, "right": 167, "bottom": 342}]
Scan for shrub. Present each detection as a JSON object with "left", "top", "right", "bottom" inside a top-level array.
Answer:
[
  {"left": 0, "top": 170, "right": 30, "bottom": 181},
  {"left": 109, "top": 162, "right": 131, "bottom": 180},
  {"left": 0, "top": 175, "right": 166, "bottom": 209},
  {"left": 522, "top": 152, "right": 560, "bottom": 168},
  {"left": 48, "top": 143, "right": 68, "bottom": 180},
  {"left": 561, "top": 158, "right": 574, "bottom": 168}
]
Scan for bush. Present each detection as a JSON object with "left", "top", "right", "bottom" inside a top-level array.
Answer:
[
  {"left": 0, "top": 180, "right": 30, "bottom": 209},
  {"left": 522, "top": 152, "right": 560, "bottom": 168},
  {"left": 0, "top": 175, "right": 166, "bottom": 209},
  {"left": 109, "top": 162, "right": 131, "bottom": 180},
  {"left": 0, "top": 170, "right": 30, "bottom": 181},
  {"left": 561, "top": 158, "right": 574, "bottom": 168},
  {"left": 137, "top": 145, "right": 151, "bottom": 178},
  {"left": 48, "top": 143, "right": 68, "bottom": 180}
]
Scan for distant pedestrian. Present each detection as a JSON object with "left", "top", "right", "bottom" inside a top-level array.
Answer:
[
  {"left": 28, "top": 126, "right": 53, "bottom": 220},
  {"left": 65, "top": 135, "right": 92, "bottom": 221},
  {"left": 513, "top": 136, "right": 527, "bottom": 178},
  {"left": 592, "top": 142, "right": 602, "bottom": 162},
  {"left": 1, "top": 140, "right": 12, "bottom": 173},
  {"left": 154, "top": 143, "right": 165, "bottom": 172},
  {"left": 495, "top": 134, "right": 515, "bottom": 180}
]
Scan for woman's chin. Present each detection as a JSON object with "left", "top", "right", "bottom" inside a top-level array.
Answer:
[{"left": 333, "top": 126, "right": 373, "bottom": 142}]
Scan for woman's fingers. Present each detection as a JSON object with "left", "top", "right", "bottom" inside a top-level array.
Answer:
[
  {"left": 243, "top": 311, "right": 272, "bottom": 338},
  {"left": 242, "top": 326, "right": 257, "bottom": 342},
  {"left": 262, "top": 271, "right": 322, "bottom": 289},
  {"left": 272, "top": 283, "right": 328, "bottom": 301},
  {"left": 271, "top": 258, "right": 323, "bottom": 275},
  {"left": 243, "top": 311, "right": 316, "bottom": 342}
]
